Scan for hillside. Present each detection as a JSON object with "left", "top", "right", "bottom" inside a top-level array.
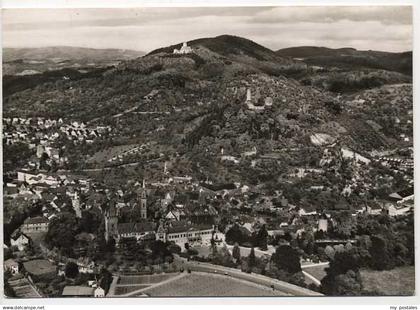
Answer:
[
  {"left": 149, "top": 35, "right": 289, "bottom": 63},
  {"left": 277, "top": 46, "right": 358, "bottom": 58},
  {"left": 276, "top": 46, "right": 412, "bottom": 75},
  {"left": 3, "top": 35, "right": 412, "bottom": 186}
]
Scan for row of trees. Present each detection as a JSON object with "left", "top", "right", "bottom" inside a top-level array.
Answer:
[{"left": 225, "top": 224, "right": 268, "bottom": 250}]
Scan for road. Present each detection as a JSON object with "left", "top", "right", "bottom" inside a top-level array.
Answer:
[
  {"left": 301, "top": 262, "right": 329, "bottom": 269},
  {"left": 301, "top": 261, "right": 329, "bottom": 287},
  {"left": 302, "top": 270, "right": 321, "bottom": 286},
  {"left": 224, "top": 244, "right": 276, "bottom": 258},
  {"left": 57, "top": 156, "right": 164, "bottom": 173}
]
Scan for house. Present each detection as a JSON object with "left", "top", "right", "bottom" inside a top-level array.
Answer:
[
  {"left": 383, "top": 202, "right": 413, "bottom": 217},
  {"left": 221, "top": 155, "right": 240, "bottom": 164},
  {"left": 388, "top": 187, "right": 414, "bottom": 204},
  {"left": 10, "top": 230, "right": 30, "bottom": 251},
  {"left": 165, "top": 205, "right": 186, "bottom": 222},
  {"left": 4, "top": 258, "right": 20, "bottom": 274},
  {"left": 67, "top": 257, "right": 96, "bottom": 274},
  {"left": 366, "top": 202, "right": 383, "bottom": 215},
  {"left": 172, "top": 176, "right": 193, "bottom": 184},
  {"left": 161, "top": 192, "right": 175, "bottom": 209},
  {"left": 297, "top": 206, "right": 318, "bottom": 217},
  {"left": 188, "top": 204, "right": 218, "bottom": 225},
  {"left": 242, "top": 147, "right": 257, "bottom": 158},
  {"left": 94, "top": 286, "right": 105, "bottom": 297},
  {"left": 318, "top": 219, "right": 328, "bottom": 232},
  {"left": 21, "top": 216, "right": 49, "bottom": 233}
]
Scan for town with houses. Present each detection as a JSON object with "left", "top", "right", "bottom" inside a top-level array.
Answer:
[{"left": 3, "top": 36, "right": 415, "bottom": 297}]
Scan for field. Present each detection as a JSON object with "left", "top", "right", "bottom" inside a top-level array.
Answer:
[
  {"left": 86, "top": 144, "right": 142, "bottom": 165},
  {"left": 118, "top": 273, "right": 178, "bottom": 285},
  {"left": 361, "top": 266, "right": 415, "bottom": 296},
  {"left": 114, "top": 285, "right": 150, "bottom": 295},
  {"left": 140, "top": 272, "right": 290, "bottom": 297}
]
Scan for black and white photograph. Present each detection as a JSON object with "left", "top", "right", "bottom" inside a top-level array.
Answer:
[{"left": 1, "top": 3, "right": 416, "bottom": 300}]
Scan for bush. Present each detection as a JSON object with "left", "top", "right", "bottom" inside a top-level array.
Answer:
[
  {"left": 64, "top": 262, "right": 79, "bottom": 279},
  {"left": 167, "top": 243, "right": 182, "bottom": 254}
]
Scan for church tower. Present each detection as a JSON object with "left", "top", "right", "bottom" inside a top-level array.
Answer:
[
  {"left": 139, "top": 179, "right": 147, "bottom": 220},
  {"left": 72, "top": 191, "right": 82, "bottom": 218},
  {"left": 104, "top": 203, "right": 118, "bottom": 242}
]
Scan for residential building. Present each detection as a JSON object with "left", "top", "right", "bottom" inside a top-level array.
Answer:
[
  {"left": 4, "top": 258, "right": 19, "bottom": 274},
  {"left": 21, "top": 217, "right": 49, "bottom": 234},
  {"left": 10, "top": 230, "right": 30, "bottom": 251}
]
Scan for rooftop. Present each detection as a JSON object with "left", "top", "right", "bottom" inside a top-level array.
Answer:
[
  {"left": 24, "top": 216, "right": 49, "bottom": 225},
  {"left": 62, "top": 286, "right": 94, "bottom": 296},
  {"left": 118, "top": 221, "right": 156, "bottom": 235}
]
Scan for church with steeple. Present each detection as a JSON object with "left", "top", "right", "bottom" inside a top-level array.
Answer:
[
  {"left": 104, "top": 180, "right": 154, "bottom": 243},
  {"left": 139, "top": 179, "right": 147, "bottom": 220}
]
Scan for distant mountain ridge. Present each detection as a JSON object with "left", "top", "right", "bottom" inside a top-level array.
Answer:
[
  {"left": 3, "top": 46, "right": 145, "bottom": 62},
  {"left": 276, "top": 46, "right": 412, "bottom": 75},
  {"left": 3, "top": 46, "right": 145, "bottom": 76},
  {"left": 276, "top": 46, "right": 358, "bottom": 58}
]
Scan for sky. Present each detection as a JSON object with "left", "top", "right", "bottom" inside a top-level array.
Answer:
[{"left": 2, "top": 6, "right": 413, "bottom": 53}]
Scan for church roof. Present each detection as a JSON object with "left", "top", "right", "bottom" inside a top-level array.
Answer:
[
  {"left": 166, "top": 220, "right": 212, "bottom": 234},
  {"left": 117, "top": 221, "right": 156, "bottom": 235},
  {"left": 24, "top": 216, "right": 49, "bottom": 225},
  {"left": 190, "top": 204, "right": 218, "bottom": 216},
  {"left": 62, "top": 286, "right": 94, "bottom": 296}
]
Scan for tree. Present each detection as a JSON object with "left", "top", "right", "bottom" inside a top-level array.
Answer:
[
  {"left": 65, "top": 262, "right": 79, "bottom": 278},
  {"left": 327, "top": 270, "right": 363, "bottom": 296},
  {"left": 45, "top": 212, "right": 79, "bottom": 256},
  {"left": 321, "top": 250, "right": 362, "bottom": 295},
  {"left": 332, "top": 210, "right": 356, "bottom": 238},
  {"left": 151, "top": 240, "right": 172, "bottom": 262},
  {"left": 247, "top": 247, "right": 256, "bottom": 270},
  {"left": 213, "top": 244, "right": 234, "bottom": 267},
  {"left": 99, "top": 268, "right": 113, "bottom": 294},
  {"left": 232, "top": 243, "right": 241, "bottom": 263},
  {"left": 79, "top": 210, "right": 101, "bottom": 234},
  {"left": 271, "top": 245, "right": 301, "bottom": 274},
  {"left": 325, "top": 245, "right": 335, "bottom": 260},
  {"left": 254, "top": 225, "right": 268, "bottom": 250},
  {"left": 369, "top": 235, "right": 394, "bottom": 270},
  {"left": 225, "top": 224, "right": 249, "bottom": 245}
]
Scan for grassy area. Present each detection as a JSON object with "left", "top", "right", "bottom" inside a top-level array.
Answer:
[
  {"left": 361, "top": 266, "right": 415, "bottom": 296},
  {"left": 118, "top": 273, "right": 178, "bottom": 285},
  {"left": 114, "top": 285, "right": 150, "bottom": 295},
  {"left": 86, "top": 144, "right": 141, "bottom": 165},
  {"left": 302, "top": 265, "right": 328, "bottom": 282},
  {"left": 141, "top": 272, "right": 290, "bottom": 297}
]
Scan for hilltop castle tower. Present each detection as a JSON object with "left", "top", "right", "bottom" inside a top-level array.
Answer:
[
  {"left": 173, "top": 42, "right": 193, "bottom": 54},
  {"left": 246, "top": 88, "right": 252, "bottom": 102}
]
